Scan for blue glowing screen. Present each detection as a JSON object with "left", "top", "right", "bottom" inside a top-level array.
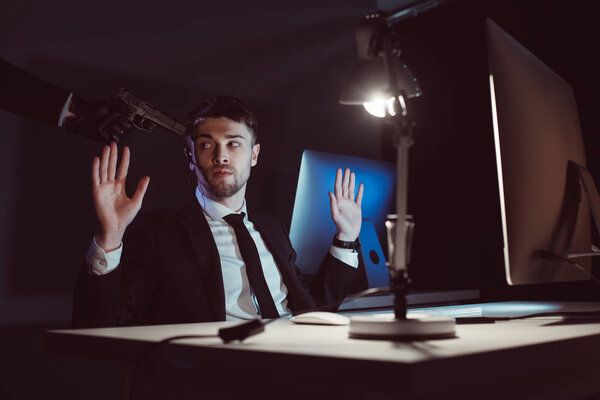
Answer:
[{"left": 289, "top": 150, "right": 396, "bottom": 279}]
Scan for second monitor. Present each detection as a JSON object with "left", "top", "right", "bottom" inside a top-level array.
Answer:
[
  {"left": 289, "top": 150, "right": 396, "bottom": 288},
  {"left": 487, "top": 18, "right": 593, "bottom": 286}
]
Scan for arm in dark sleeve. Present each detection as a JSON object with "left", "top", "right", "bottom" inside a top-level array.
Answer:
[
  {"left": 72, "top": 216, "right": 158, "bottom": 328},
  {"left": 1, "top": 57, "right": 71, "bottom": 126},
  {"left": 309, "top": 251, "right": 367, "bottom": 310},
  {"left": 278, "top": 219, "right": 366, "bottom": 310}
]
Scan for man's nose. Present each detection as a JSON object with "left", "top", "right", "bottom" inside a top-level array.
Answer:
[{"left": 213, "top": 146, "right": 230, "bottom": 164}]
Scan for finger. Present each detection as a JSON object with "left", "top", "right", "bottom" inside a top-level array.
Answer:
[
  {"left": 115, "top": 121, "right": 130, "bottom": 139},
  {"left": 356, "top": 183, "right": 364, "bottom": 206},
  {"left": 114, "top": 98, "right": 132, "bottom": 115},
  {"left": 334, "top": 168, "right": 342, "bottom": 197},
  {"left": 132, "top": 176, "right": 150, "bottom": 205},
  {"left": 342, "top": 168, "right": 350, "bottom": 198},
  {"left": 92, "top": 157, "right": 100, "bottom": 187},
  {"left": 145, "top": 120, "right": 158, "bottom": 131},
  {"left": 99, "top": 145, "right": 110, "bottom": 183},
  {"left": 118, "top": 118, "right": 131, "bottom": 129},
  {"left": 139, "top": 118, "right": 157, "bottom": 131},
  {"left": 329, "top": 192, "right": 339, "bottom": 220},
  {"left": 116, "top": 146, "right": 130, "bottom": 181},
  {"left": 349, "top": 172, "right": 356, "bottom": 200},
  {"left": 108, "top": 142, "right": 118, "bottom": 180}
]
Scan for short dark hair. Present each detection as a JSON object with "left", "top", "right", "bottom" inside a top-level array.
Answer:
[{"left": 185, "top": 96, "right": 258, "bottom": 144}]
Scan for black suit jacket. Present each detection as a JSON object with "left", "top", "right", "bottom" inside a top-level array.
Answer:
[
  {"left": 1, "top": 58, "right": 71, "bottom": 126},
  {"left": 73, "top": 198, "right": 365, "bottom": 328}
]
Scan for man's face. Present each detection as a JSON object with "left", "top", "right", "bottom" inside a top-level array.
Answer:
[{"left": 187, "top": 117, "right": 259, "bottom": 200}]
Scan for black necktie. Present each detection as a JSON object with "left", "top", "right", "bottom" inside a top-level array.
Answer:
[{"left": 223, "top": 213, "right": 279, "bottom": 318}]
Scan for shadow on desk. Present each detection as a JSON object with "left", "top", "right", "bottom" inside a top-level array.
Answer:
[{"left": 0, "top": 322, "right": 124, "bottom": 400}]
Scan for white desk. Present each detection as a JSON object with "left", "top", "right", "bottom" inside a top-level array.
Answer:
[{"left": 46, "top": 301, "right": 600, "bottom": 400}]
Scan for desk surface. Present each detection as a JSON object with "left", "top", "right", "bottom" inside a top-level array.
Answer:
[{"left": 46, "top": 301, "right": 600, "bottom": 399}]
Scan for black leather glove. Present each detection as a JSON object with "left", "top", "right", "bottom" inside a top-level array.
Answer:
[{"left": 63, "top": 96, "right": 133, "bottom": 144}]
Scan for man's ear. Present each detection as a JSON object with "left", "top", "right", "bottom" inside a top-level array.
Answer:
[
  {"left": 251, "top": 143, "right": 260, "bottom": 167},
  {"left": 184, "top": 147, "right": 194, "bottom": 169}
]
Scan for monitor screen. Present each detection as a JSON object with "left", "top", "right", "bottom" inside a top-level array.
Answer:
[
  {"left": 486, "top": 18, "right": 591, "bottom": 285},
  {"left": 289, "top": 150, "right": 396, "bottom": 287}
]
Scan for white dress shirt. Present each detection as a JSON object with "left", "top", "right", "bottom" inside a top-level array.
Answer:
[{"left": 86, "top": 188, "right": 358, "bottom": 320}]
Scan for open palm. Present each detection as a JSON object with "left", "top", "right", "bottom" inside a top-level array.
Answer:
[
  {"left": 329, "top": 168, "right": 364, "bottom": 241},
  {"left": 92, "top": 142, "right": 149, "bottom": 250}
]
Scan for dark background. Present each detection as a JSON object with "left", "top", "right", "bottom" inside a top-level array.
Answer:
[{"left": 1, "top": 0, "right": 599, "bottom": 398}]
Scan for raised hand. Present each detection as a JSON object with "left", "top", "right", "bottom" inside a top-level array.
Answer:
[
  {"left": 92, "top": 142, "right": 150, "bottom": 251},
  {"left": 329, "top": 168, "right": 364, "bottom": 241}
]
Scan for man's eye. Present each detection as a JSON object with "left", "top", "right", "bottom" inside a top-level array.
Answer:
[
  {"left": 229, "top": 141, "right": 241, "bottom": 147},
  {"left": 198, "top": 142, "right": 213, "bottom": 149}
]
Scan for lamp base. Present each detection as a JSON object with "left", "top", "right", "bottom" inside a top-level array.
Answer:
[{"left": 349, "top": 314, "right": 456, "bottom": 340}]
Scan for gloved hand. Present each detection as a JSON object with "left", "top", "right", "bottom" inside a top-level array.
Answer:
[{"left": 63, "top": 96, "right": 134, "bottom": 144}]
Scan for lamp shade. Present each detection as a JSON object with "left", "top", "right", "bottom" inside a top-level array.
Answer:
[{"left": 339, "top": 58, "right": 422, "bottom": 105}]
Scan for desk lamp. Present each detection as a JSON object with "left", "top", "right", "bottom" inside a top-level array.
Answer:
[{"left": 340, "top": 11, "right": 455, "bottom": 340}]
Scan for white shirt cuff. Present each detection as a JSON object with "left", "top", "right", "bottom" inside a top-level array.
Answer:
[
  {"left": 58, "top": 92, "right": 74, "bottom": 127},
  {"left": 328, "top": 246, "right": 359, "bottom": 268},
  {"left": 85, "top": 237, "right": 123, "bottom": 275}
]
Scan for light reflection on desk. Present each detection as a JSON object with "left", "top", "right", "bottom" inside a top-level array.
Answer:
[{"left": 345, "top": 301, "right": 597, "bottom": 319}]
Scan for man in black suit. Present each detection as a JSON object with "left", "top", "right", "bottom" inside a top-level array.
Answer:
[{"left": 73, "top": 96, "right": 365, "bottom": 328}]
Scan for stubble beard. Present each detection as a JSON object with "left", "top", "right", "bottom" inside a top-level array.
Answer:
[{"left": 198, "top": 166, "right": 250, "bottom": 199}]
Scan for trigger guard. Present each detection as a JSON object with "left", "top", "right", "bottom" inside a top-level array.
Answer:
[{"left": 132, "top": 115, "right": 152, "bottom": 133}]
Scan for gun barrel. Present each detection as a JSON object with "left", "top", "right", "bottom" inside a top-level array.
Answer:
[{"left": 119, "top": 89, "right": 186, "bottom": 137}]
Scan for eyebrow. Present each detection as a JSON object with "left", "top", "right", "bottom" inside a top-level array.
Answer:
[{"left": 192, "top": 133, "right": 247, "bottom": 140}]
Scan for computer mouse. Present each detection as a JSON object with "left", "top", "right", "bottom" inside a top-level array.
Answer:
[{"left": 290, "top": 311, "right": 350, "bottom": 326}]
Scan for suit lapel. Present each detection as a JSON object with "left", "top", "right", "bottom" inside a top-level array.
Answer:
[
  {"left": 178, "top": 198, "right": 226, "bottom": 321},
  {"left": 250, "top": 213, "right": 315, "bottom": 312},
  {"left": 249, "top": 214, "right": 299, "bottom": 289}
]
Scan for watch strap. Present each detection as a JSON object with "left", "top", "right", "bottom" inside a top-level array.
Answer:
[{"left": 332, "top": 235, "right": 361, "bottom": 250}]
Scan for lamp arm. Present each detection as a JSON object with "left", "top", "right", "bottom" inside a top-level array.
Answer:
[{"left": 380, "top": 23, "right": 419, "bottom": 320}]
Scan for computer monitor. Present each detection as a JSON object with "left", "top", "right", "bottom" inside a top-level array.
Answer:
[
  {"left": 290, "top": 152, "right": 481, "bottom": 310},
  {"left": 289, "top": 150, "right": 396, "bottom": 288},
  {"left": 486, "top": 18, "right": 592, "bottom": 285}
]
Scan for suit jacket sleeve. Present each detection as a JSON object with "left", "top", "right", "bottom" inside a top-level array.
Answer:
[
  {"left": 1, "top": 57, "right": 71, "bottom": 126},
  {"left": 309, "top": 252, "right": 367, "bottom": 311},
  {"left": 259, "top": 215, "right": 367, "bottom": 313},
  {"left": 73, "top": 202, "right": 226, "bottom": 328},
  {"left": 72, "top": 216, "right": 159, "bottom": 328}
]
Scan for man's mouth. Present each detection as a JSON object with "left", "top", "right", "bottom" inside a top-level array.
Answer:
[{"left": 211, "top": 168, "right": 233, "bottom": 178}]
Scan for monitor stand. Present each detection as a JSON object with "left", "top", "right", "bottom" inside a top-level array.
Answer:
[
  {"left": 572, "top": 163, "right": 600, "bottom": 257},
  {"left": 557, "top": 163, "right": 600, "bottom": 287}
]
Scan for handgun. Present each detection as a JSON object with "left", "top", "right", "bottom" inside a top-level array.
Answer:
[{"left": 116, "top": 88, "right": 186, "bottom": 138}]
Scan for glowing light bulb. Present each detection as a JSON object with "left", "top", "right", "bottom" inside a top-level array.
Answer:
[{"left": 363, "top": 96, "right": 396, "bottom": 118}]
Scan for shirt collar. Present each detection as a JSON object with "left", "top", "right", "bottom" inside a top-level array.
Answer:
[{"left": 195, "top": 187, "right": 247, "bottom": 221}]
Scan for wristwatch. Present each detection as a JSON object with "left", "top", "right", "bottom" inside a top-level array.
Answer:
[{"left": 332, "top": 235, "right": 361, "bottom": 250}]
